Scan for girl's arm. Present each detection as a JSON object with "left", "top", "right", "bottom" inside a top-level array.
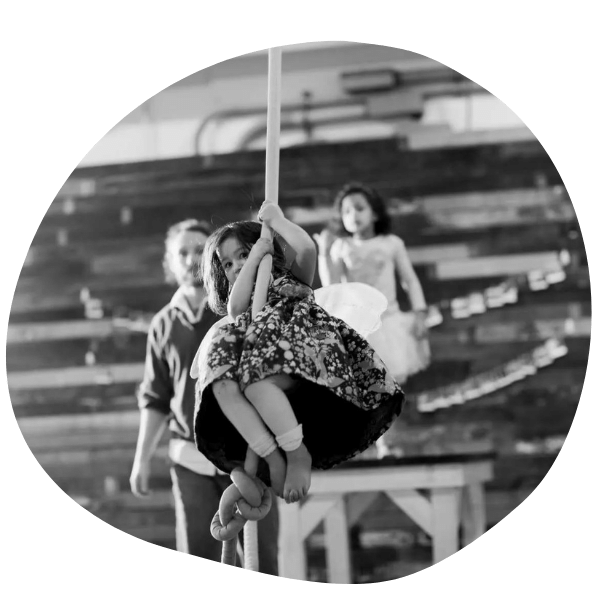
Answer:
[
  {"left": 314, "top": 229, "right": 344, "bottom": 286},
  {"left": 391, "top": 235, "right": 428, "bottom": 337},
  {"left": 258, "top": 203, "right": 317, "bottom": 286},
  {"left": 228, "top": 238, "right": 273, "bottom": 318}
]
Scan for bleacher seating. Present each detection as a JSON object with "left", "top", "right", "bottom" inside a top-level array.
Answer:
[{"left": 6, "top": 137, "right": 589, "bottom": 577}]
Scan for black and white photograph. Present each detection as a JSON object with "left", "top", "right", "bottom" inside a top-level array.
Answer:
[{"left": 2, "top": 12, "right": 597, "bottom": 595}]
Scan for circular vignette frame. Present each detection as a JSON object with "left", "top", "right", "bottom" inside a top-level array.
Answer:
[{"left": 0, "top": 1, "right": 599, "bottom": 599}]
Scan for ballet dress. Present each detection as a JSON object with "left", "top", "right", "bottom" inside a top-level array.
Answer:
[{"left": 331, "top": 234, "right": 431, "bottom": 385}]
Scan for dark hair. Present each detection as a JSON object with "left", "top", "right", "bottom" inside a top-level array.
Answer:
[
  {"left": 163, "top": 219, "right": 213, "bottom": 284},
  {"left": 201, "top": 221, "right": 287, "bottom": 315},
  {"left": 330, "top": 182, "right": 391, "bottom": 236}
]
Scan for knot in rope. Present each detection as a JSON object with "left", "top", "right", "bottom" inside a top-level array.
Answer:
[{"left": 210, "top": 467, "right": 272, "bottom": 541}]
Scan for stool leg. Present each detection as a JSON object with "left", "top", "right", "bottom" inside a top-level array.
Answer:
[
  {"left": 431, "top": 487, "right": 461, "bottom": 563},
  {"left": 462, "top": 483, "right": 486, "bottom": 546},
  {"left": 324, "top": 495, "right": 351, "bottom": 583},
  {"left": 278, "top": 499, "right": 306, "bottom": 580}
]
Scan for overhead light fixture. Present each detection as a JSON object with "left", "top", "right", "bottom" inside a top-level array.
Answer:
[{"left": 340, "top": 69, "right": 401, "bottom": 94}]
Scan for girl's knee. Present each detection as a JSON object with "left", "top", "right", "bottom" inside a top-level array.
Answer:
[
  {"left": 268, "top": 374, "right": 296, "bottom": 391},
  {"left": 245, "top": 375, "right": 294, "bottom": 402},
  {"left": 212, "top": 379, "right": 239, "bottom": 399},
  {"left": 244, "top": 380, "right": 268, "bottom": 402}
]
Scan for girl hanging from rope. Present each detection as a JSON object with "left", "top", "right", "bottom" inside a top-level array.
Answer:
[
  {"left": 315, "top": 182, "right": 431, "bottom": 386},
  {"left": 191, "top": 200, "right": 404, "bottom": 504}
]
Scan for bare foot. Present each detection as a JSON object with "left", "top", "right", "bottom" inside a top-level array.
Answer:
[
  {"left": 264, "top": 448, "right": 286, "bottom": 498},
  {"left": 283, "top": 443, "right": 312, "bottom": 503}
]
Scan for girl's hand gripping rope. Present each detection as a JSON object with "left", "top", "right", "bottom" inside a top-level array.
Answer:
[
  {"left": 258, "top": 201, "right": 285, "bottom": 228},
  {"left": 249, "top": 237, "right": 274, "bottom": 262}
]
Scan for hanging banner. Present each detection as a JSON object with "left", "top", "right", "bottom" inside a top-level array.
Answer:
[
  {"left": 425, "top": 263, "right": 568, "bottom": 328},
  {"left": 415, "top": 338, "right": 568, "bottom": 413}
]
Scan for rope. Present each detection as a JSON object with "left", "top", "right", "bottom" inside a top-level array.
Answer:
[
  {"left": 211, "top": 46, "right": 283, "bottom": 571},
  {"left": 251, "top": 46, "right": 282, "bottom": 320},
  {"left": 210, "top": 467, "right": 272, "bottom": 566}
]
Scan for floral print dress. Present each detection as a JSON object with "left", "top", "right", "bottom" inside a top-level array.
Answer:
[{"left": 194, "top": 270, "right": 404, "bottom": 478}]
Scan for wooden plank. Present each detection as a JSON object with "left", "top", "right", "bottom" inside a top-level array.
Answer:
[
  {"left": 420, "top": 187, "right": 569, "bottom": 212},
  {"left": 33, "top": 192, "right": 574, "bottom": 253},
  {"left": 421, "top": 185, "right": 575, "bottom": 229},
  {"left": 300, "top": 495, "right": 340, "bottom": 539},
  {"left": 10, "top": 285, "right": 164, "bottom": 316},
  {"left": 70, "top": 138, "right": 560, "bottom": 196},
  {"left": 435, "top": 252, "right": 563, "bottom": 280},
  {"left": 13, "top": 233, "right": 576, "bottom": 302},
  {"left": 409, "top": 126, "right": 536, "bottom": 150},
  {"left": 9, "top": 381, "right": 138, "bottom": 413},
  {"left": 30, "top": 203, "right": 250, "bottom": 247},
  {"left": 7, "top": 322, "right": 587, "bottom": 399},
  {"left": 48, "top": 183, "right": 252, "bottom": 215},
  {"left": 18, "top": 444, "right": 170, "bottom": 494},
  {"left": 298, "top": 487, "right": 539, "bottom": 545},
  {"left": 386, "top": 490, "right": 433, "bottom": 534},
  {"left": 10, "top": 291, "right": 85, "bottom": 315},
  {"left": 31, "top": 200, "right": 585, "bottom": 275},
  {"left": 23, "top": 234, "right": 164, "bottom": 270},
  {"left": 74, "top": 136, "right": 541, "bottom": 172},
  {"left": 7, "top": 339, "right": 91, "bottom": 372},
  {"left": 422, "top": 268, "right": 588, "bottom": 306},
  {"left": 310, "top": 461, "right": 492, "bottom": 494},
  {"left": 437, "top": 301, "right": 589, "bottom": 331},
  {"left": 407, "top": 243, "right": 472, "bottom": 265},
  {"left": 18, "top": 409, "right": 142, "bottom": 451},
  {"left": 431, "top": 319, "right": 588, "bottom": 358},
  {"left": 287, "top": 186, "right": 573, "bottom": 232},
  {"left": 14, "top": 269, "right": 165, "bottom": 296},
  {"left": 7, "top": 337, "right": 146, "bottom": 373},
  {"left": 473, "top": 317, "right": 591, "bottom": 343},
  {"left": 8, "top": 362, "right": 145, "bottom": 390},
  {"left": 7, "top": 319, "right": 121, "bottom": 343},
  {"left": 10, "top": 264, "right": 585, "bottom": 321},
  {"left": 386, "top": 419, "right": 571, "bottom": 465},
  {"left": 56, "top": 178, "right": 97, "bottom": 198}
]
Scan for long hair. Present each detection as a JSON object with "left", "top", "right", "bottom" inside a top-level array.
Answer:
[
  {"left": 201, "top": 221, "right": 287, "bottom": 315},
  {"left": 163, "top": 219, "right": 213, "bottom": 285},
  {"left": 330, "top": 182, "right": 391, "bottom": 236}
]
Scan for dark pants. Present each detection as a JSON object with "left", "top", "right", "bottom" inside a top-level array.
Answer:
[{"left": 170, "top": 463, "right": 279, "bottom": 575}]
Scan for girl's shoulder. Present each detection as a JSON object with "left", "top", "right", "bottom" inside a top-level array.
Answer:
[
  {"left": 272, "top": 270, "right": 314, "bottom": 300},
  {"left": 380, "top": 232, "right": 403, "bottom": 243},
  {"left": 379, "top": 233, "right": 405, "bottom": 251},
  {"left": 272, "top": 265, "right": 293, "bottom": 281},
  {"left": 332, "top": 234, "right": 404, "bottom": 257},
  {"left": 272, "top": 268, "right": 303, "bottom": 289}
]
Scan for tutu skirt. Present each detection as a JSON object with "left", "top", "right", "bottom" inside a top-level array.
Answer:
[{"left": 367, "top": 309, "right": 430, "bottom": 384}]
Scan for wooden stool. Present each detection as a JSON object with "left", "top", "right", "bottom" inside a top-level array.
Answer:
[{"left": 278, "top": 453, "right": 495, "bottom": 582}]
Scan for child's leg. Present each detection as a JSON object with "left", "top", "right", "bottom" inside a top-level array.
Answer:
[
  {"left": 212, "top": 380, "right": 286, "bottom": 497},
  {"left": 244, "top": 376, "right": 312, "bottom": 504}
]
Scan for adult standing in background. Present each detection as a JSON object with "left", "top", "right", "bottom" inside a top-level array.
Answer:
[{"left": 130, "top": 218, "right": 279, "bottom": 573}]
